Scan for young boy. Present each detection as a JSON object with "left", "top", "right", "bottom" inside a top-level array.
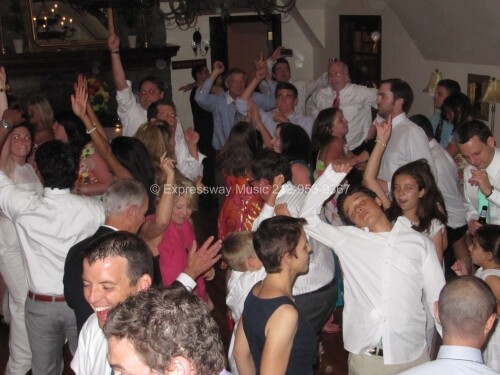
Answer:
[{"left": 222, "top": 231, "right": 266, "bottom": 375}]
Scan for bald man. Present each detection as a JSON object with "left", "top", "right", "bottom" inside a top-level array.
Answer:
[{"left": 401, "top": 276, "right": 498, "bottom": 375}]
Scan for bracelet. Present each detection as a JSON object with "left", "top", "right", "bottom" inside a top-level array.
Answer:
[
  {"left": 86, "top": 124, "right": 97, "bottom": 134},
  {"left": 486, "top": 187, "right": 494, "bottom": 198},
  {"left": 375, "top": 138, "right": 387, "bottom": 148},
  {"left": 111, "top": 50, "right": 120, "bottom": 54}
]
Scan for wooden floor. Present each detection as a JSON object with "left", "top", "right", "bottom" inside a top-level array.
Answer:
[{"left": 0, "top": 205, "right": 348, "bottom": 375}]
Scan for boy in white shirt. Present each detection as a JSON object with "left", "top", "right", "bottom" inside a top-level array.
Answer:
[{"left": 222, "top": 231, "right": 266, "bottom": 375}]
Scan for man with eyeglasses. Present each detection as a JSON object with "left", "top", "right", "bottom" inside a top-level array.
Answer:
[
  {"left": 108, "top": 31, "right": 165, "bottom": 137},
  {"left": 311, "top": 60, "right": 378, "bottom": 155}
]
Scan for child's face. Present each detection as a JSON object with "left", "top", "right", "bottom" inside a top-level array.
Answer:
[
  {"left": 171, "top": 196, "right": 192, "bottom": 226},
  {"left": 469, "top": 238, "right": 489, "bottom": 267},
  {"left": 393, "top": 174, "right": 424, "bottom": 215}
]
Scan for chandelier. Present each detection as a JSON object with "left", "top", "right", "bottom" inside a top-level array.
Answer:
[
  {"left": 158, "top": 0, "right": 296, "bottom": 29},
  {"left": 33, "top": 2, "right": 76, "bottom": 40}
]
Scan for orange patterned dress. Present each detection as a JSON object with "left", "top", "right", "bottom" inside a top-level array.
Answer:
[{"left": 217, "top": 175, "right": 263, "bottom": 240}]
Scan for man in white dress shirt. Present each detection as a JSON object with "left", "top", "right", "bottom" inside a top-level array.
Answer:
[
  {"left": 250, "top": 151, "right": 337, "bottom": 332},
  {"left": 0, "top": 140, "right": 105, "bottom": 375},
  {"left": 71, "top": 232, "right": 153, "bottom": 375},
  {"left": 311, "top": 60, "right": 378, "bottom": 153},
  {"left": 71, "top": 228, "right": 222, "bottom": 375},
  {"left": 375, "top": 78, "right": 437, "bottom": 191},
  {"left": 263, "top": 47, "right": 328, "bottom": 115},
  {"left": 400, "top": 276, "right": 499, "bottom": 375},
  {"left": 300, "top": 163, "right": 445, "bottom": 375},
  {"left": 104, "top": 286, "right": 231, "bottom": 375},
  {"left": 455, "top": 120, "right": 500, "bottom": 236}
]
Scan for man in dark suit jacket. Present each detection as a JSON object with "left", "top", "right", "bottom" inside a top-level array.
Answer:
[{"left": 64, "top": 179, "right": 222, "bottom": 333}]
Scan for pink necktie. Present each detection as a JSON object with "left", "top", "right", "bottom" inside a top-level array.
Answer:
[{"left": 332, "top": 91, "right": 340, "bottom": 109}]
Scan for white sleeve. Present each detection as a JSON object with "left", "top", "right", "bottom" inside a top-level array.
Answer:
[{"left": 299, "top": 165, "right": 349, "bottom": 249}]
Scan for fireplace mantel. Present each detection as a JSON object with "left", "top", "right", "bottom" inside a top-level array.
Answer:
[
  {"left": 0, "top": 44, "right": 180, "bottom": 75},
  {"left": 0, "top": 44, "right": 180, "bottom": 124}
]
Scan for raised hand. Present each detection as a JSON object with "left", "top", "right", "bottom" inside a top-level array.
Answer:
[
  {"left": 159, "top": 152, "right": 175, "bottom": 179},
  {"left": 184, "top": 127, "right": 200, "bottom": 146},
  {"left": 451, "top": 259, "right": 469, "bottom": 276},
  {"left": 255, "top": 53, "right": 268, "bottom": 81},
  {"left": 275, "top": 203, "right": 291, "bottom": 217},
  {"left": 375, "top": 114, "right": 392, "bottom": 144},
  {"left": 71, "top": 81, "right": 89, "bottom": 119},
  {"left": 332, "top": 163, "right": 352, "bottom": 175},
  {"left": 212, "top": 61, "right": 225, "bottom": 76},
  {"left": 271, "top": 46, "right": 283, "bottom": 61},
  {"left": 184, "top": 236, "right": 222, "bottom": 280},
  {"left": 108, "top": 30, "right": 120, "bottom": 52}
]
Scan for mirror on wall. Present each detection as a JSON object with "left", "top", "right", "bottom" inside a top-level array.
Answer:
[{"left": 25, "top": 0, "right": 113, "bottom": 50}]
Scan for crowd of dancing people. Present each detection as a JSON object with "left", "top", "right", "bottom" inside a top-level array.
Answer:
[{"left": 0, "top": 30, "right": 499, "bottom": 375}]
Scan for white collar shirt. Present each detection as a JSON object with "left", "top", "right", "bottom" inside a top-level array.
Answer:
[
  {"left": 0, "top": 172, "right": 105, "bottom": 295},
  {"left": 463, "top": 147, "right": 500, "bottom": 224},
  {"left": 429, "top": 139, "right": 467, "bottom": 228},
  {"left": 378, "top": 113, "right": 437, "bottom": 184},
  {"left": 117, "top": 80, "right": 147, "bottom": 137},
  {"left": 311, "top": 83, "right": 378, "bottom": 150},
  {"left": 173, "top": 120, "right": 205, "bottom": 181},
  {"left": 299, "top": 165, "right": 445, "bottom": 365},
  {"left": 251, "top": 181, "right": 335, "bottom": 295},
  {"left": 399, "top": 345, "right": 499, "bottom": 375},
  {"left": 71, "top": 314, "right": 110, "bottom": 375}
]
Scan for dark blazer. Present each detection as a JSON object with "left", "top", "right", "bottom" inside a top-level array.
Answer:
[{"left": 63, "top": 225, "right": 115, "bottom": 333}]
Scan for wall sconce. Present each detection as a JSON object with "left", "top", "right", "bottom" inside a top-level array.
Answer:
[
  {"left": 191, "top": 28, "right": 209, "bottom": 57},
  {"left": 423, "top": 69, "right": 443, "bottom": 95},
  {"left": 481, "top": 77, "right": 500, "bottom": 136},
  {"left": 370, "top": 31, "right": 380, "bottom": 52}
]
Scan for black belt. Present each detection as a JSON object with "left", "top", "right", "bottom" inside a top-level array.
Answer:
[{"left": 368, "top": 347, "right": 384, "bottom": 357}]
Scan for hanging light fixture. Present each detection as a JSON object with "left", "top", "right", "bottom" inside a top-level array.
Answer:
[
  {"left": 481, "top": 77, "right": 500, "bottom": 136},
  {"left": 423, "top": 69, "right": 443, "bottom": 94}
]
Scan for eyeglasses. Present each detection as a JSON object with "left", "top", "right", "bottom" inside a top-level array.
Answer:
[
  {"left": 140, "top": 89, "right": 159, "bottom": 95},
  {"left": 329, "top": 72, "right": 344, "bottom": 78}
]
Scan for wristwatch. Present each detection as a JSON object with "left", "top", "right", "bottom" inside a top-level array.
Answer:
[{"left": 0, "top": 119, "right": 12, "bottom": 131}]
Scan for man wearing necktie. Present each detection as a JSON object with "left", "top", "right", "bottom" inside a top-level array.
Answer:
[
  {"left": 311, "top": 60, "right": 377, "bottom": 155},
  {"left": 455, "top": 120, "right": 500, "bottom": 235}
]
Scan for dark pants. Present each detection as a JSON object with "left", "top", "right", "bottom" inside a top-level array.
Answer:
[{"left": 294, "top": 278, "right": 338, "bottom": 334}]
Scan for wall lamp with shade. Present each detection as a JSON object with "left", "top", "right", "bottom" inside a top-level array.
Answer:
[
  {"left": 423, "top": 69, "right": 443, "bottom": 95},
  {"left": 191, "top": 28, "right": 209, "bottom": 57},
  {"left": 481, "top": 77, "right": 500, "bottom": 136}
]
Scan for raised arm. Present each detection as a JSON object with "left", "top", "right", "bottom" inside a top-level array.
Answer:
[
  {"left": 194, "top": 61, "right": 224, "bottom": 111},
  {"left": 0, "top": 67, "right": 7, "bottom": 118},
  {"left": 71, "top": 79, "right": 132, "bottom": 179},
  {"left": 108, "top": 31, "right": 128, "bottom": 91},
  {"left": 362, "top": 116, "right": 392, "bottom": 208},
  {"left": 139, "top": 154, "right": 175, "bottom": 240}
]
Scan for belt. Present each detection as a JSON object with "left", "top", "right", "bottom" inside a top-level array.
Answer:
[
  {"left": 368, "top": 347, "right": 384, "bottom": 357},
  {"left": 27, "top": 291, "right": 66, "bottom": 302}
]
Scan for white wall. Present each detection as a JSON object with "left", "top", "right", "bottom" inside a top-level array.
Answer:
[{"left": 165, "top": 0, "right": 500, "bottom": 141}]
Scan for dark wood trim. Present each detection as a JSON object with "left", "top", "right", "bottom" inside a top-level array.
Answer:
[{"left": 0, "top": 44, "right": 180, "bottom": 75}]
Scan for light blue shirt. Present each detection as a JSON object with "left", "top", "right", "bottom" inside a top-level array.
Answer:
[
  {"left": 429, "top": 111, "right": 454, "bottom": 148},
  {"left": 399, "top": 345, "right": 499, "bottom": 375},
  {"left": 195, "top": 78, "right": 276, "bottom": 150}
]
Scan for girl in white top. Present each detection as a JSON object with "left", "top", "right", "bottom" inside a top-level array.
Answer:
[
  {"left": 364, "top": 117, "right": 448, "bottom": 265},
  {"left": 453, "top": 225, "right": 500, "bottom": 372}
]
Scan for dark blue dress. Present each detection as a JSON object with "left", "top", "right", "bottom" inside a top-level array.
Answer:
[{"left": 242, "top": 292, "right": 316, "bottom": 375}]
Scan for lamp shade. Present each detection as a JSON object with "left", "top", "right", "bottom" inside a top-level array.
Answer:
[
  {"left": 481, "top": 77, "right": 500, "bottom": 104},
  {"left": 423, "top": 69, "right": 443, "bottom": 94}
]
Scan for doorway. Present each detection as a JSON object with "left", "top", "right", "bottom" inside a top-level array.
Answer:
[{"left": 209, "top": 15, "right": 282, "bottom": 78}]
